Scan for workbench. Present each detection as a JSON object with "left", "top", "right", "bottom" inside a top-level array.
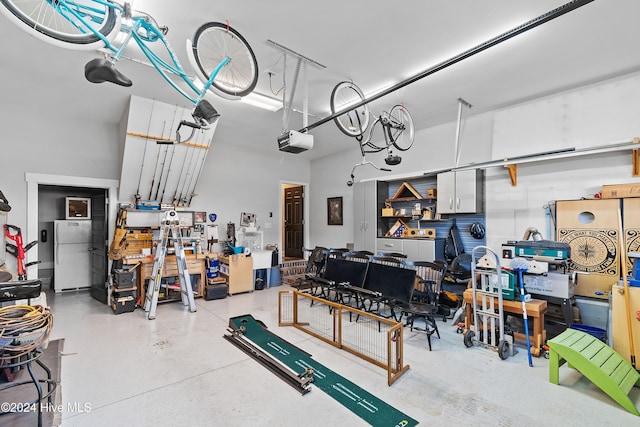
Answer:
[
  {"left": 463, "top": 288, "right": 548, "bottom": 357},
  {"left": 124, "top": 254, "right": 208, "bottom": 304}
]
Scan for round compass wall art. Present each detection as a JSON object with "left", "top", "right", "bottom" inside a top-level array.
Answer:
[{"left": 558, "top": 229, "right": 618, "bottom": 275}]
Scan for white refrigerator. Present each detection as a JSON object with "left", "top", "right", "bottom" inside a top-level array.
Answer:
[{"left": 54, "top": 220, "right": 92, "bottom": 291}]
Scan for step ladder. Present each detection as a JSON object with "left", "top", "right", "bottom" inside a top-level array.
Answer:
[{"left": 144, "top": 210, "right": 197, "bottom": 320}]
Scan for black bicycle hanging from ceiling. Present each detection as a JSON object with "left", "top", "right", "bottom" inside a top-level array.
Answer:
[{"left": 329, "top": 81, "right": 415, "bottom": 186}]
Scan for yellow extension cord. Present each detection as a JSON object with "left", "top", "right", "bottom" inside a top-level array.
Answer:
[{"left": 0, "top": 305, "right": 53, "bottom": 360}]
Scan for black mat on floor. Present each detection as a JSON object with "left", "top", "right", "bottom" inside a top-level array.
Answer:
[{"left": 0, "top": 339, "right": 64, "bottom": 427}]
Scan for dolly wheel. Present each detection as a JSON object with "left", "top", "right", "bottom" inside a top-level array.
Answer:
[
  {"left": 463, "top": 330, "right": 475, "bottom": 348},
  {"left": 498, "top": 340, "right": 510, "bottom": 360}
]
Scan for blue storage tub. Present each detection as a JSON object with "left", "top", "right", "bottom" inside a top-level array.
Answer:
[{"left": 569, "top": 324, "right": 607, "bottom": 342}]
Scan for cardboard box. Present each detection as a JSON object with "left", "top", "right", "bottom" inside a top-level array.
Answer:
[
  {"left": 601, "top": 183, "right": 640, "bottom": 199},
  {"left": 381, "top": 207, "right": 394, "bottom": 217},
  {"left": 426, "top": 188, "right": 437, "bottom": 199}
]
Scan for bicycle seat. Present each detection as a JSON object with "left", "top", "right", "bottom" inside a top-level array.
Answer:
[{"left": 84, "top": 58, "right": 133, "bottom": 87}]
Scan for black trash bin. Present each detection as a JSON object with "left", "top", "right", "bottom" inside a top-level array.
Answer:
[{"left": 255, "top": 268, "right": 267, "bottom": 290}]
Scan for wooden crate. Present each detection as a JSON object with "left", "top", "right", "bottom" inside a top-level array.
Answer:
[
  {"left": 556, "top": 199, "right": 621, "bottom": 299},
  {"left": 125, "top": 232, "right": 153, "bottom": 256}
]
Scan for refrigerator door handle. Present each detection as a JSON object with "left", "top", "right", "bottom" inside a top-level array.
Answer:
[{"left": 55, "top": 224, "right": 59, "bottom": 265}]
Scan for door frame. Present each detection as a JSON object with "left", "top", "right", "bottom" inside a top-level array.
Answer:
[
  {"left": 26, "top": 173, "right": 119, "bottom": 280},
  {"left": 279, "top": 180, "right": 309, "bottom": 263}
]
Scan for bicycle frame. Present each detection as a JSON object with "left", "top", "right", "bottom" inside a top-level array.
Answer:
[
  {"left": 358, "top": 112, "right": 407, "bottom": 156},
  {"left": 50, "top": 0, "right": 229, "bottom": 105},
  {"left": 346, "top": 110, "right": 408, "bottom": 186}
]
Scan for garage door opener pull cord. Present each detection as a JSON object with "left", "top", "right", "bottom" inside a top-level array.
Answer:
[{"left": 144, "top": 210, "right": 197, "bottom": 320}]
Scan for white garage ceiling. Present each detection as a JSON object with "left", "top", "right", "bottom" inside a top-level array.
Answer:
[{"left": 1, "top": 0, "right": 639, "bottom": 160}]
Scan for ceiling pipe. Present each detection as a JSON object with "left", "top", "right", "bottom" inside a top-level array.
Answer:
[{"left": 290, "top": 0, "right": 595, "bottom": 137}]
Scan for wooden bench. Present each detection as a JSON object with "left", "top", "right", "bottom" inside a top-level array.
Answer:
[
  {"left": 548, "top": 328, "right": 640, "bottom": 416},
  {"left": 463, "top": 288, "right": 547, "bottom": 357}
]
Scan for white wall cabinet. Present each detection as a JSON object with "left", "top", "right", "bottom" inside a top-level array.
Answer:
[
  {"left": 436, "top": 170, "right": 484, "bottom": 214},
  {"left": 353, "top": 181, "right": 385, "bottom": 252}
]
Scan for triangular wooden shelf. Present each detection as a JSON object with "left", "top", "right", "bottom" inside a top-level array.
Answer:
[
  {"left": 390, "top": 182, "right": 423, "bottom": 200},
  {"left": 385, "top": 218, "right": 410, "bottom": 237}
]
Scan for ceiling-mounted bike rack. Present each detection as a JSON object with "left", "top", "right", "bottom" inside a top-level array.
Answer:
[
  {"left": 284, "top": 0, "right": 595, "bottom": 140},
  {"left": 265, "top": 39, "right": 326, "bottom": 132}
]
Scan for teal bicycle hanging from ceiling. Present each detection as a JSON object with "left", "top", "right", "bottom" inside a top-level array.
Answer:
[
  {"left": 330, "top": 81, "right": 415, "bottom": 186},
  {"left": 0, "top": 0, "right": 258, "bottom": 127}
]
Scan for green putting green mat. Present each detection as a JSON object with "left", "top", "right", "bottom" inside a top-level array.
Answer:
[{"left": 229, "top": 314, "right": 418, "bottom": 427}]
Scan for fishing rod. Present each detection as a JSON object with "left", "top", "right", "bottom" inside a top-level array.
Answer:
[
  {"left": 176, "top": 140, "right": 198, "bottom": 205},
  {"left": 171, "top": 143, "right": 189, "bottom": 206},
  {"left": 152, "top": 106, "right": 179, "bottom": 201},
  {"left": 187, "top": 133, "right": 213, "bottom": 206},
  {"left": 147, "top": 120, "right": 166, "bottom": 201},
  {"left": 152, "top": 144, "right": 169, "bottom": 201},
  {"left": 135, "top": 102, "right": 155, "bottom": 203},
  {"left": 159, "top": 144, "right": 176, "bottom": 204}
]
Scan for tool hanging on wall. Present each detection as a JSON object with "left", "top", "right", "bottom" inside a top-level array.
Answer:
[
  {"left": 4, "top": 224, "right": 39, "bottom": 280},
  {"left": 143, "top": 210, "right": 197, "bottom": 320},
  {"left": 0, "top": 190, "right": 11, "bottom": 212},
  {"left": 108, "top": 208, "right": 128, "bottom": 261}
]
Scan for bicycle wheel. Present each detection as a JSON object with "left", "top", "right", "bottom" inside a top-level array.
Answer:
[
  {"left": 0, "top": 0, "right": 118, "bottom": 49},
  {"left": 191, "top": 22, "right": 258, "bottom": 98},
  {"left": 388, "top": 105, "right": 414, "bottom": 151},
  {"left": 330, "top": 81, "right": 370, "bottom": 138}
]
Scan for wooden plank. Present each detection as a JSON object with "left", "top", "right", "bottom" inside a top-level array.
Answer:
[{"left": 390, "top": 182, "right": 423, "bottom": 200}]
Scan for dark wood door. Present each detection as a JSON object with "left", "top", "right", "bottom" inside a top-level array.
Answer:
[
  {"left": 89, "top": 192, "right": 108, "bottom": 304},
  {"left": 284, "top": 185, "right": 304, "bottom": 259}
]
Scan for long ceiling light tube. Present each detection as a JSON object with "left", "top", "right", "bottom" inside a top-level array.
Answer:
[{"left": 292, "top": 0, "right": 595, "bottom": 136}]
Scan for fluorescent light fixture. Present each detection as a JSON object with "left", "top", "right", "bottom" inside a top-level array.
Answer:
[{"left": 239, "top": 92, "right": 283, "bottom": 111}]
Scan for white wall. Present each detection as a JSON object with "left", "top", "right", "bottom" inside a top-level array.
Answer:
[
  {"left": 310, "top": 71, "right": 640, "bottom": 254},
  {"left": 0, "top": 103, "right": 121, "bottom": 235},
  {"left": 3, "top": 70, "right": 640, "bottom": 265},
  {"left": 309, "top": 110, "right": 494, "bottom": 249},
  {"left": 0, "top": 99, "right": 310, "bottom": 272},
  {"left": 191, "top": 142, "right": 310, "bottom": 249}
]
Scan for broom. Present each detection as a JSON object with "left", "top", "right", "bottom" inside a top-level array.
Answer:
[{"left": 512, "top": 257, "right": 533, "bottom": 367}]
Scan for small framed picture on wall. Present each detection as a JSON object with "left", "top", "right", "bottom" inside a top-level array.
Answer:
[{"left": 327, "top": 197, "right": 343, "bottom": 225}]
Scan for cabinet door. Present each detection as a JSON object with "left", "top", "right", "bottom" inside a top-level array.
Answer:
[
  {"left": 417, "top": 240, "right": 435, "bottom": 261},
  {"left": 455, "top": 170, "right": 480, "bottom": 213},
  {"left": 353, "top": 181, "right": 377, "bottom": 252},
  {"left": 436, "top": 171, "right": 456, "bottom": 214},
  {"left": 403, "top": 239, "right": 419, "bottom": 261}
]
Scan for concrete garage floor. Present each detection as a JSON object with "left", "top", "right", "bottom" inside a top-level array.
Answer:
[{"left": 43, "top": 285, "right": 638, "bottom": 426}]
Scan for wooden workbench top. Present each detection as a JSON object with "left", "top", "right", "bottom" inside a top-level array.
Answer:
[
  {"left": 123, "top": 253, "right": 215, "bottom": 264},
  {"left": 463, "top": 288, "right": 547, "bottom": 316}
]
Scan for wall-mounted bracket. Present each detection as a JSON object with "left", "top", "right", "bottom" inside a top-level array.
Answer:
[
  {"left": 505, "top": 164, "right": 517, "bottom": 186},
  {"left": 632, "top": 137, "right": 640, "bottom": 177}
]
